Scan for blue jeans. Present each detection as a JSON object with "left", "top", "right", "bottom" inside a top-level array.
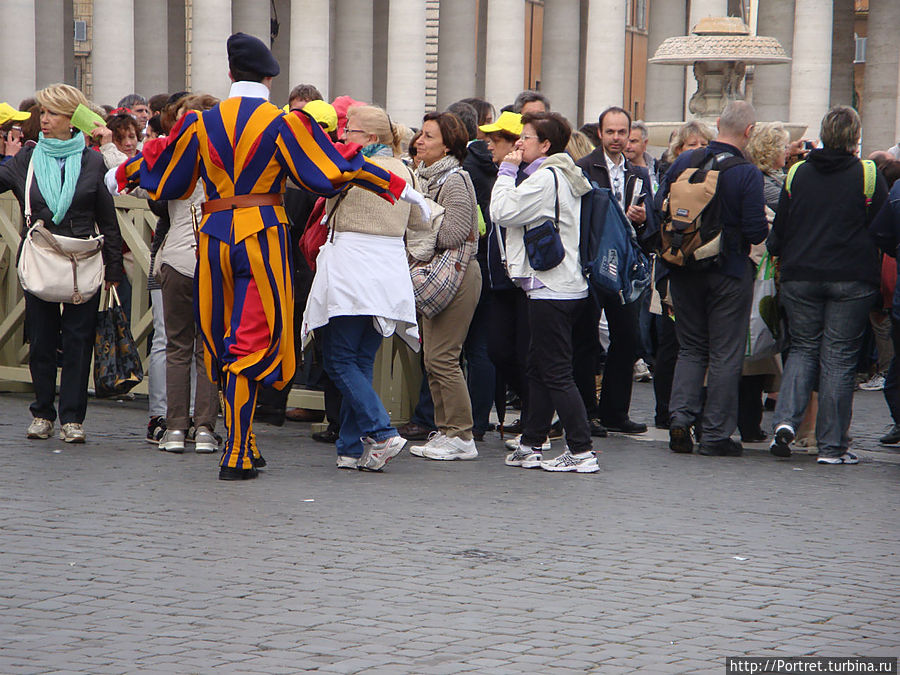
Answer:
[
  {"left": 463, "top": 292, "right": 495, "bottom": 433},
  {"left": 775, "top": 280, "right": 878, "bottom": 458},
  {"left": 320, "top": 315, "right": 397, "bottom": 459}
]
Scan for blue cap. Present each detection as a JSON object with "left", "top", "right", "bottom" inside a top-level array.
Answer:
[{"left": 227, "top": 32, "right": 280, "bottom": 78}]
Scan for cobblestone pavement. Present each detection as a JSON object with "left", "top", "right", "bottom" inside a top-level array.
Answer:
[{"left": 1, "top": 384, "right": 897, "bottom": 674}]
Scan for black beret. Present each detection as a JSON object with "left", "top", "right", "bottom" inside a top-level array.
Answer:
[{"left": 227, "top": 32, "right": 280, "bottom": 78}]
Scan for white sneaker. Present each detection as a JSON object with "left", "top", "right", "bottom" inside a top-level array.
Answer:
[
  {"left": 193, "top": 426, "right": 219, "bottom": 453},
  {"left": 505, "top": 446, "right": 543, "bottom": 468},
  {"left": 817, "top": 452, "right": 860, "bottom": 465},
  {"left": 422, "top": 435, "right": 478, "bottom": 460},
  {"left": 633, "top": 358, "right": 652, "bottom": 382},
  {"left": 359, "top": 435, "right": 406, "bottom": 471},
  {"left": 336, "top": 455, "right": 359, "bottom": 470},
  {"left": 410, "top": 431, "right": 446, "bottom": 457},
  {"left": 159, "top": 429, "right": 186, "bottom": 453},
  {"left": 59, "top": 422, "right": 85, "bottom": 444},
  {"left": 27, "top": 417, "right": 53, "bottom": 439},
  {"left": 540, "top": 448, "right": 599, "bottom": 473},
  {"left": 504, "top": 434, "right": 551, "bottom": 453},
  {"left": 858, "top": 373, "right": 886, "bottom": 391}
]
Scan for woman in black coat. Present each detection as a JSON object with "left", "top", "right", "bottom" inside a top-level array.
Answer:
[{"left": 0, "top": 84, "right": 123, "bottom": 443}]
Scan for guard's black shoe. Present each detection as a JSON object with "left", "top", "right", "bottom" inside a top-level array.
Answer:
[
  {"left": 312, "top": 429, "right": 339, "bottom": 444},
  {"left": 669, "top": 425, "right": 694, "bottom": 453},
  {"left": 252, "top": 454, "right": 267, "bottom": 469},
  {"left": 741, "top": 429, "right": 768, "bottom": 443},
  {"left": 879, "top": 424, "right": 900, "bottom": 445},
  {"left": 218, "top": 466, "right": 259, "bottom": 481},
  {"left": 698, "top": 438, "right": 744, "bottom": 457}
]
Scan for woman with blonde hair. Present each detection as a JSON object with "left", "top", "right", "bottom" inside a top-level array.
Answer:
[
  {"left": 663, "top": 120, "right": 714, "bottom": 168},
  {"left": 746, "top": 121, "right": 791, "bottom": 212},
  {"left": 302, "top": 105, "right": 419, "bottom": 471},
  {"left": 0, "top": 83, "right": 123, "bottom": 443}
]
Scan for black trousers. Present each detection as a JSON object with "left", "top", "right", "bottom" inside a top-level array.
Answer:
[
  {"left": 596, "top": 296, "right": 641, "bottom": 424},
  {"left": 653, "top": 312, "right": 679, "bottom": 426},
  {"left": 487, "top": 288, "right": 531, "bottom": 417},
  {"left": 26, "top": 291, "right": 101, "bottom": 424},
  {"left": 738, "top": 374, "right": 767, "bottom": 437},
  {"left": 572, "top": 299, "right": 601, "bottom": 418},
  {"left": 521, "top": 298, "right": 592, "bottom": 454}
]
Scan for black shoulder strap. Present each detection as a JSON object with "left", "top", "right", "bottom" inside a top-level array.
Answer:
[{"left": 547, "top": 167, "right": 560, "bottom": 230}]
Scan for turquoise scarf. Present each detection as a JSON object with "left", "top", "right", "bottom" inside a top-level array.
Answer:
[
  {"left": 32, "top": 132, "right": 85, "bottom": 224},
  {"left": 361, "top": 143, "right": 391, "bottom": 158}
]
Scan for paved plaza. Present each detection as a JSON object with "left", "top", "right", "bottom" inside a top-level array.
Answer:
[{"left": 0, "top": 383, "right": 897, "bottom": 674}]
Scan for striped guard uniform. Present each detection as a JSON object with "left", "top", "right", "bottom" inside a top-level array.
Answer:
[{"left": 119, "top": 91, "right": 406, "bottom": 472}]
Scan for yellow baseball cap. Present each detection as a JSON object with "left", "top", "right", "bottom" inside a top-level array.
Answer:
[
  {"left": 302, "top": 99, "right": 338, "bottom": 133},
  {"left": 0, "top": 102, "right": 31, "bottom": 125},
  {"left": 479, "top": 111, "right": 523, "bottom": 137}
]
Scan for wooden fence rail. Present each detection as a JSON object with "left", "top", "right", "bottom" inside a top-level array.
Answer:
[{"left": 0, "top": 193, "right": 421, "bottom": 424}]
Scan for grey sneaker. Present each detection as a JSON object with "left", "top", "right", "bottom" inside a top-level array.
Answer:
[
  {"left": 359, "top": 435, "right": 406, "bottom": 471},
  {"left": 159, "top": 429, "right": 186, "bottom": 453},
  {"left": 817, "top": 452, "right": 860, "bottom": 465},
  {"left": 504, "top": 446, "right": 543, "bottom": 468},
  {"left": 540, "top": 448, "right": 599, "bottom": 473},
  {"left": 59, "top": 422, "right": 85, "bottom": 444},
  {"left": 27, "top": 417, "right": 53, "bottom": 439},
  {"left": 336, "top": 455, "right": 359, "bottom": 470},
  {"left": 193, "top": 426, "right": 219, "bottom": 453}
]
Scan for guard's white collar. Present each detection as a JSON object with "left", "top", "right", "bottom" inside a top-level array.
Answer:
[{"left": 228, "top": 81, "right": 270, "bottom": 100}]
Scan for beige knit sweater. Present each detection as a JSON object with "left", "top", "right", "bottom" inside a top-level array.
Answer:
[{"left": 328, "top": 156, "right": 418, "bottom": 237}]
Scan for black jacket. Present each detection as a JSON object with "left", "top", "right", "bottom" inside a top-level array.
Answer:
[
  {"left": 0, "top": 145, "right": 124, "bottom": 282},
  {"left": 463, "top": 140, "right": 497, "bottom": 290},
  {"left": 575, "top": 147, "right": 657, "bottom": 241},
  {"left": 767, "top": 148, "right": 888, "bottom": 286}
]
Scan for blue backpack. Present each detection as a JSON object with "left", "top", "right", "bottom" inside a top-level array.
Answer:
[{"left": 579, "top": 183, "right": 651, "bottom": 305}]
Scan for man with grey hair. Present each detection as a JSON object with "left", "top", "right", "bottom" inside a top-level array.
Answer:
[
  {"left": 625, "top": 120, "right": 659, "bottom": 194},
  {"left": 513, "top": 90, "right": 550, "bottom": 116},
  {"left": 654, "top": 100, "right": 768, "bottom": 457}
]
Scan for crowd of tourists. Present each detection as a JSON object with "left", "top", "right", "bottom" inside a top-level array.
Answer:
[{"left": 2, "top": 31, "right": 899, "bottom": 480}]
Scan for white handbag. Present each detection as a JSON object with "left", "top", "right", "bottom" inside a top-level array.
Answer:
[{"left": 16, "top": 157, "right": 105, "bottom": 304}]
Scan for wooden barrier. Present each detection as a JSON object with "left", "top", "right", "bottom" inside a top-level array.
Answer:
[{"left": 0, "top": 193, "right": 421, "bottom": 424}]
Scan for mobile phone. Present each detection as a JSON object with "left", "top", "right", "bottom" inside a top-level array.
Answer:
[
  {"left": 632, "top": 193, "right": 646, "bottom": 206},
  {"left": 802, "top": 140, "right": 814, "bottom": 151}
]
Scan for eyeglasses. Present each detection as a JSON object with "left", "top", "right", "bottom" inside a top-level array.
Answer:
[
  {"left": 519, "top": 133, "right": 539, "bottom": 141},
  {"left": 344, "top": 128, "right": 369, "bottom": 136}
]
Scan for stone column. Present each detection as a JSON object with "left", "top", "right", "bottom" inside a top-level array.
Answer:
[
  {"left": 191, "top": 0, "right": 232, "bottom": 100},
  {"left": 436, "top": 0, "right": 477, "bottom": 110},
  {"left": 233, "top": 0, "right": 270, "bottom": 41},
  {"left": 386, "top": 0, "right": 427, "bottom": 127},
  {"left": 541, "top": 0, "right": 580, "bottom": 125},
  {"left": 134, "top": 0, "right": 169, "bottom": 97},
  {"left": 92, "top": 0, "right": 135, "bottom": 105},
  {"left": 829, "top": 0, "right": 855, "bottom": 108},
  {"left": 167, "top": 0, "right": 187, "bottom": 93},
  {"left": 35, "top": 0, "right": 67, "bottom": 89},
  {"left": 290, "top": 0, "right": 331, "bottom": 99},
  {"left": 788, "top": 0, "right": 833, "bottom": 139},
  {"left": 0, "top": 1, "right": 34, "bottom": 104},
  {"left": 685, "top": 0, "right": 727, "bottom": 117},
  {"left": 583, "top": 0, "right": 626, "bottom": 121},
  {"left": 645, "top": 0, "right": 687, "bottom": 123},
  {"left": 485, "top": 0, "right": 525, "bottom": 111},
  {"left": 333, "top": 0, "right": 374, "bottom": 102},
  {"left": 753, "top": 0, "right": 793, "bottom": 122},
  {"left": 861, "top": 0, "right": 900, "bottom": 155}
]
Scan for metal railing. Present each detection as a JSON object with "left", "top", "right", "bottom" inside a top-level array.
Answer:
[{"left": 0, "top": 193, "right": 421, "bottom": 423}]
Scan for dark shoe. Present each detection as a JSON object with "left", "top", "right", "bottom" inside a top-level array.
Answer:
[
  {"left": 218, "top": 466, "right": 259, "bottom": 481},
  {"left": 285, "top": 407, "right": 325, "bottom": 423},
  {"left": 500, "top": 418, "right": 522, "bottom": 434},
  {"left": 669, "top": 425, "right": 693, "bottom": 453},
  {"left": 769, "top": 424, "right": 794, "bottom": 458},
  {"left": 699, "top": 438, "right": 744, "bottom": 457},
  {"left": 146, "top": 416, "right": 166, "bottom": 444},
  {"left": 603, "top": 418, "right": 648, "bottom": 434},
  {"left": 549, "top": 420, "right": 564, "bottom": 440},
  {"left": 473, "top": 430, "right": 485, "bottom": 442},
  {"left": 589, "top": 418, "right": 608, "bottom": 438},
  {"left": 397, "top": 422, "right": 435, "bottom": 441},
  {"left": 764, "top": 397, "right": 777, "bottom": 411},
  {"left": 312, "top": 429, "right": 339, "bottom": 444},
  {"left": 655, "top": 418, "right": 670, "bottom": 430},
  {"left": 255, "top": 406, "right": 286, "bottom": 426},
  {"left": 879, "top": 424, "right": 900, "bottom": 445},
  {"left": 741, "top": 429, "right": 768, "bottom": 443},
  {"left": 252, "top": 454, "right": 267, "bottom": 468}
]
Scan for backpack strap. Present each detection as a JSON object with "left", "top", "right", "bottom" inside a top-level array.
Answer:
[
  {"left": 861, "top": 159, "right": 876, "bottom": 208},
  {"left": 785, "top": 159, "right": 805, "bottom": 197},
  {"left": 548, "top": 167, "right": 560, "bottom": 230}
]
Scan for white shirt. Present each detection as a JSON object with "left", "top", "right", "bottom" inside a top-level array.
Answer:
[
  {"left": 605, "top": 151, "right": 626, "bottom": 210},
  {"left": 228, "top": 81, "right": 271, "bottom": 100}
]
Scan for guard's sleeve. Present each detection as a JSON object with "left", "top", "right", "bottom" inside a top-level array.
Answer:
[
  {"left": 276, "top": 109, "right": 406, "bottom": 203},
  {"left": 116, "top": 111, "right": 201, "bottom": 200}
]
